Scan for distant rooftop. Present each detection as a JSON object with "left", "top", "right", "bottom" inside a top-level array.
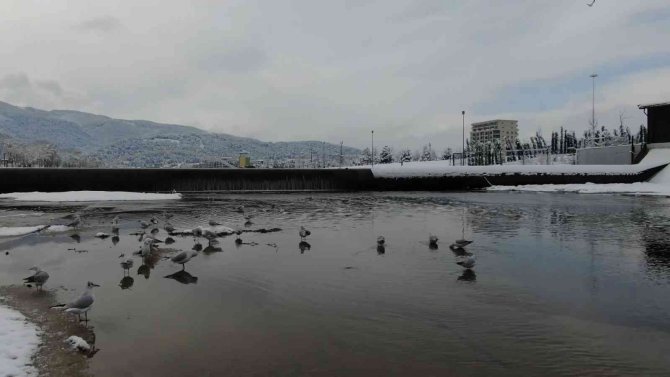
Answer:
[
  {"left": 638, "top": 101, "right": 670, "bottom": 109},
  {"left": 471, "top": 119, "right": 518, "bottom": 126}
]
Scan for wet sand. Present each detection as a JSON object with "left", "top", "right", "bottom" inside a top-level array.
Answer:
[{"left": 0, "top": 285, "right": 96, "bottom": 377}]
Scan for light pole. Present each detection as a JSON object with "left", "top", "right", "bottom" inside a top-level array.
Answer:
[
  {"left": 371, "top": 130, "right": 374, "bottom": 167},
  {"left": 590, "top": 73, "right": 598, "bottom": 145},
  {"left": 461, "top": 110, "right": 465, "bottom": 166}
]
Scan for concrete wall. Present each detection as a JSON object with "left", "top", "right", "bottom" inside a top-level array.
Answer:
[{"left": 576, "top": 145, "right": 636, "bottom": 165}]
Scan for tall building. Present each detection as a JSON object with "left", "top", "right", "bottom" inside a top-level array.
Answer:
[{"left": 470, "top": 120, "right": 519, "bottom": 145}]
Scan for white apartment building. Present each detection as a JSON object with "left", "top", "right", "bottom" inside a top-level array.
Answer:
[{"left": 470, "top": 119, "right": 519, "bottom": 145}]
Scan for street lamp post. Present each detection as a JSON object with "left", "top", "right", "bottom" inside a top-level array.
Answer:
[
  {"left": 590, "top": 73, "right": 598, "bottom": 146},
  {"left": 462, "top": 110, "right": 465, "bottom": 166},
  {"left": 371, "top": 130, "right": 374, "bottom": 167}
]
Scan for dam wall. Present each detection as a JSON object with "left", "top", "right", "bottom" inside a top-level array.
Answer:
[{"left": 0, "top": 165, "right": 664, "bottom": 193}]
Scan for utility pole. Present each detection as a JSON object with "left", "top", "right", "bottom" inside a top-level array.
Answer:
[
  {"left": 371, "top": 130, "right": 374, "bottom": 167},
  {"left": 590, "top": 73, "right": 598, "bottom": 146},
  {"left": 462, "top": 110, "right": 465, "bottom": 166},
  {"left": 340, "top": 141, "right": 343, "bottom": 168}
]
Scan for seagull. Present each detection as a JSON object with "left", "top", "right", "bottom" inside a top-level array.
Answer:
[
  {"left": 456, "top": 255, "right": 476, "bottom": 270},
  {"left": 150, "top": 216, "right": 159, "bottom": 224},
  {"left": 164, "top": 223, "right": 175, "bottom": 234},
  {"left": 170, "top": 250, "right": 198, "bottom": 270},
  {"left": 587, "top": 0, "right": 595, "bottom": 7},
  {"left": 208, "top": 220, "right": 222, "bottom": 226},
  {"left": 120, "top": 259, "right": 134, "bottom": 270},
  {"left": 203, "top": 229, "right": 218, "bottom": 245},
  {"left": 51, "top": 282, "right": 100, "bottom": 321},
  {"left": 299, "top": 226, "right": 311, "bottom": 240},
  {"left": 111, "top": 215, "right": 120, "bottom": 231},
  {"left": 140, "top": 238, "right": 158, "bottom": 257},
  {"left": 138, "top": 220, "right": 150, "bottom": 229},
  {"left": 67, "top": 214, "right": 82, "bottom": 228},
  {"left": 23, "top": 267, "right": 49, "bottom": 290},
  {"left": 377, "top": 236, "right": 385, "bottom": 245},
  {"left": 429, "top": 234, "right": 438, "bottom": 247},
  {"left": 452, "top": 239, "right": 473, "bottom": 249},
  {"left": 95, "top": 232, "right": 110, "bottom": 239}
]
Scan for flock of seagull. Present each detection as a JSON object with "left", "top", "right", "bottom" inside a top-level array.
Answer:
[{"left": 20, "top": 208, "right": 476, "bottom": 323}]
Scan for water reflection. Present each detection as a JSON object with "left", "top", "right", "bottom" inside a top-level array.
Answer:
[
  {"left": 119, "top": 276, "right": 134, "bottom": 289},
  {"left": 202, "top": 246, "right": 223, "bottom": 255},
  {"left": 137, "top": 264, "right": 150, "bottom": 279},
  {"left": 298, "top": 241, "right": 311, "bottom": 254},
  {"left": 376, "top": 245, "right": 385, "bottom": 255},
  {"left": 111, "top": 236, "right": 120, "bottom": 245},
  {"left": 70, "top": 233, "right": 81, "bottom": 243},
  {"left": 457, "top": 269, "right": 476, "bottom": 282},
  {"left": 165, "top": 270, "right": 198, "bottom": 285}
]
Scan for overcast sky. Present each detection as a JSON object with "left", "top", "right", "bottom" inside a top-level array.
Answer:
[{"left": 1, "top": 0, "right": 669, "bottom": 150}]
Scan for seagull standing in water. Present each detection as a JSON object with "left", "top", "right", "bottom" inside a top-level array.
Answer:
[
  {"left": 67, "top": 214, "right": 82, "bottom": 228},
  {"left": 456, "top": 255, "right": 476, "bottom": 270},
  {"left": 140, "top": 238, "right": 158, "bottom": 257},
  {"left": 429, "top": 234, "right": 439, "bottom": 247},
  {"left": 453, "top": 239, "right": 473, "bottom": 248},
  {"left": 171, "top": 250, "right": 198, "bottom": 270},
  {"left": 111, "top": 215, "right": 120, "bottom": 231},
  {"left": 377, "top": 236, "right": 385, "bottom": 245},
  {"left": 23, "top": 267, "right": 49, "bottom": 290},
  {"left": 299, "top": 226, "right": 311, "bottom": 241},
  {"left": 51, "top": 281, "right": 100, "bottom": 321}
]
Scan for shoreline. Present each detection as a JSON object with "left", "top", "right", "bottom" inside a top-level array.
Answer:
[{"left": 0, "top": 286, "right": 96, "bottom": 377}]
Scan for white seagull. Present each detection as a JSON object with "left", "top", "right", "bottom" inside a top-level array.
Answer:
[
  {"left": 171, "top": 250, "right": 198, "bottom": 270},
  {"left": 299, "top": 226, "right": 311, "bottom": 240},
  {"left": 23, "top": 266, "right": 49, "bottom": 290},
  {"left": 51, "top": 281, "right": 100, "bottom": 321},
  {"left": 456, "top": 255, "right": 476, "bottom": 270}
]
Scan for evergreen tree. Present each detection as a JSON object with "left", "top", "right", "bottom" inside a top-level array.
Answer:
[{"left": 379, "top": 145, "right": 394, "bottom": 164}]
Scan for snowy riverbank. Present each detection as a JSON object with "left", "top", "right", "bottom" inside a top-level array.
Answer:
[
  {"left": 487, "top": 182, "right": 670, "bottom": 196},
  {"left": 0, "top": 191, "right": 181, "bottom": 202},
  {"left": 0, "top": 299, "right": 40, "bottom": 377}
]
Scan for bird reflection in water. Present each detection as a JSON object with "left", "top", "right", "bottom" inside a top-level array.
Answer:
[
  {"left": 192, "top": 243, "right": 203, "bottom": 251},
  {"left": 137, "top": 264, "right": 150, "bottom": 279},
  {"left": 165, "top": 237, "right": 175, "bottom": 245},
  {"left": 70, "top": 234, "right": 81, "bottom": 243},
  {"left": 377, "top": 245, "right": 385, "bottom": 255},
  {"left": 119, "top": 275, "right": 134, "bottom": 289},
  {"left": 449, "top": 245, "right": 471, "bottom": 257},
  {"left": 111, "top": 236, "right": 120, "bottom": 245},
  {"left": 299, "top": 241, "right": 311, "bottom": 254},
  {"left": 458, "top": 269, "right": 476, "bottom": 282},
  {"left": 202, "top": 245, "right": 223, "bottom": 255},
  {"left": 165, "top": 270, "right": 198, "bottom": 284}
]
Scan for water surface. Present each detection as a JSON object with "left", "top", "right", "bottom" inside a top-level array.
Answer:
[{"left": 1, "top": 192, "right": 669, "bottom": 376}]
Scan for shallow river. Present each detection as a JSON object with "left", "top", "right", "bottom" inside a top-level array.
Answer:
[{"left": 1, "top": 192, "right": 669, "bottom": 376}]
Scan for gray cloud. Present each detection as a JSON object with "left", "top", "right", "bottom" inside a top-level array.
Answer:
[
  {"left": 1, "top": 0, "right": 668, "bottom": 151},
  {"left": 74, "top": 16, "right": 121, "bottom": 33},
  {"left": 0, "top": 73, "right": 88, "bottom": 110}
]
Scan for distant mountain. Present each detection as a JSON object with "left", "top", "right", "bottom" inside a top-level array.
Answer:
[{"left": 0, "top": 101, "right": 360, "bottom": 167}]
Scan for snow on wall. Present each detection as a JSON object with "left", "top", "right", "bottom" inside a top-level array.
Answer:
[{"left": 370, "top": 160, "right": 657, "bottom": 179}]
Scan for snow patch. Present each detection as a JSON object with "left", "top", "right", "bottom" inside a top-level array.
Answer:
[
  {"left": 487, "top": 182, "right": 670, "bottom": 196},
  {"left": 0, "top": 226, "right": 48, "bottom": 237},
  {"left": 0, "top": 302, "right": 40, "bottom": 377},
  {"left": 0, "top": 191, "right": 181, "bottom": 202}
]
